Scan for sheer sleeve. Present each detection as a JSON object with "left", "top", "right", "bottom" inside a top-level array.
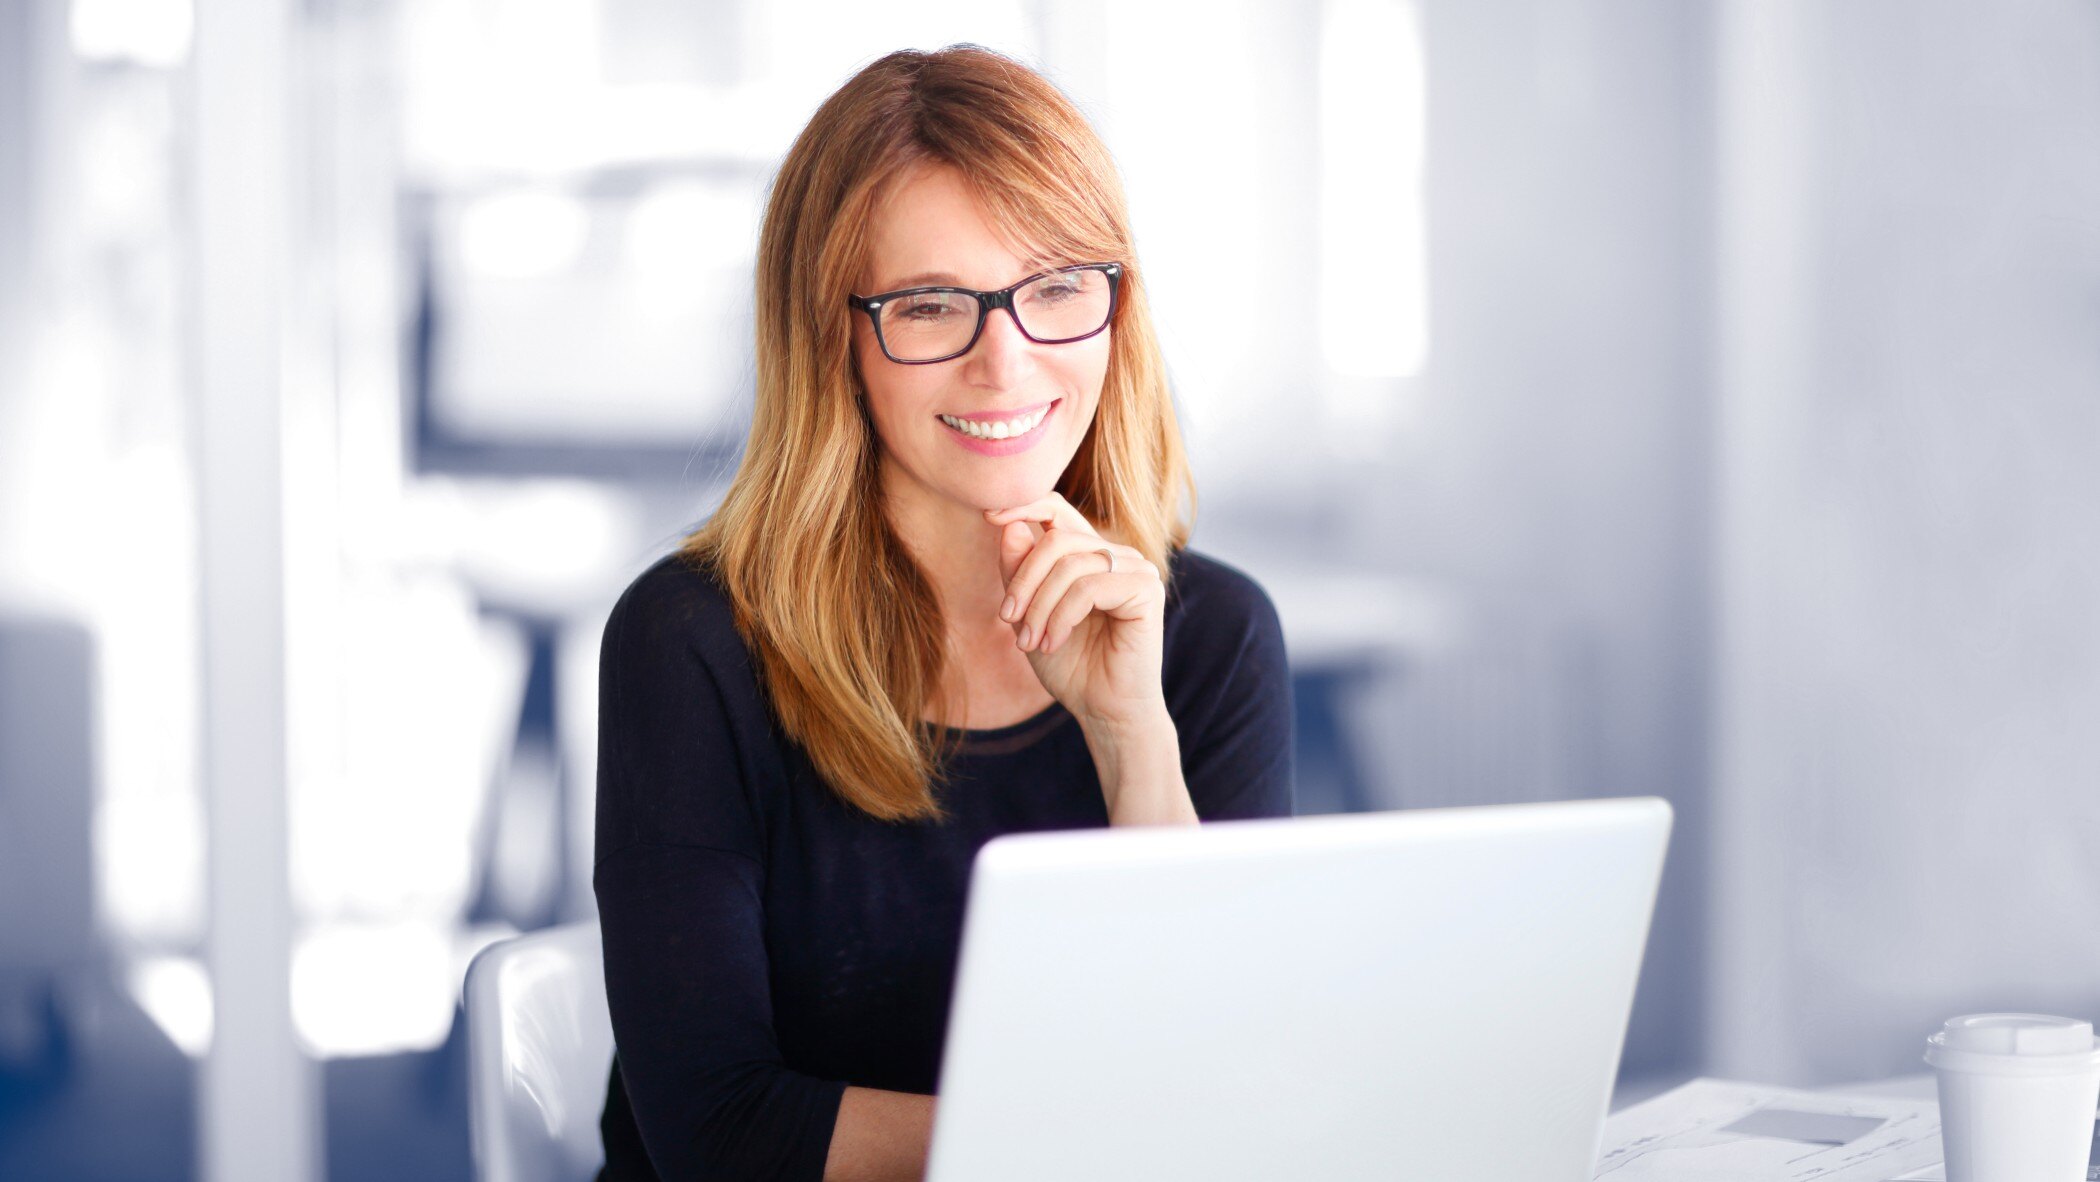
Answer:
[
  {"left": 1166, "top": 554, "right": 1297, "bottom": 822},
  {"left": 592, "top": 569, "right": 847, "bottom": 1180}
]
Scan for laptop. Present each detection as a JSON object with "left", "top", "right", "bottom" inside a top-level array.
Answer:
[{"left": 925, "top": 795, "right": 1673, "bottom": 1182}]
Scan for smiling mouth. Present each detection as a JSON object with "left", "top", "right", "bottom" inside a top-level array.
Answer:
[{"left": 936, "top": 399, "right": 1058, "bottom": 442}]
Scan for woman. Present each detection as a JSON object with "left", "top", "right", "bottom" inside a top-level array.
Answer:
[{"left": 594, "top": 45, "right": 1295, "bottom": 1181}]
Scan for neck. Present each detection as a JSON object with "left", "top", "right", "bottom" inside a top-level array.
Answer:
[{"left": 879, "top": 465, "right": 1011, "bottom": 642}]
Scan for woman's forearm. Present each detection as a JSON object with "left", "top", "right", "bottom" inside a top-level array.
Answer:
[
  {"left": 821, "top": 735, "right": 1188, "bottom": 1182},
  {"left": 823, "top": 1085, "right": 937, "bottom": 1181},
  {"left": 1081, "top": 707, "right": 1200, "bottom": 826}
]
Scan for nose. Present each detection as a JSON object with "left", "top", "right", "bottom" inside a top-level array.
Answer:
[{"left": 963, "top": 303, "right": 1032, "bottom": 388}]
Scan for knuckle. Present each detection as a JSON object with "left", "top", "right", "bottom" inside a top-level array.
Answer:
[
  {"left": 1027, "top": 587, "right": 1060, "bottom": 621},
  {"left": 1020, "top": 543, "right": 1063, "bottom": 579}
]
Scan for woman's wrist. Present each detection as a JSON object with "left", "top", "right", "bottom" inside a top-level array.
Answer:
[{"left": 1079, "top": 706, "right": 1199, "bottom": 826}]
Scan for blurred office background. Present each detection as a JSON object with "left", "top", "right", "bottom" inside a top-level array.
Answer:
[{"left": 2, "top": 0, "right": 2097, "bottom": 1177}]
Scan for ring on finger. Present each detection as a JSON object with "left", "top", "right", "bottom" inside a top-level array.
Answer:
[{"left": 1095, "top": 547, "right": 1117, "bottom": 575}]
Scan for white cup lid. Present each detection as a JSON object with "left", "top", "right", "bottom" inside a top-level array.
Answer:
[{"left": 1931, "top": 1013, "right": 2096, "bottom": 1057}]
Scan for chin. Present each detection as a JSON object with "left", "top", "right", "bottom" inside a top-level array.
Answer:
[
  {"left": 960, "top": 461, "right": 1063, "bottom": 512},
  {"left": 965, "top": 478, "right": 1053, "bottom": 514}
]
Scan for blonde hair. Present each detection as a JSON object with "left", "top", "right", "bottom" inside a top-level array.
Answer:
[{"left": 682, "top": 44, "right": 1194, "bottom": 823}]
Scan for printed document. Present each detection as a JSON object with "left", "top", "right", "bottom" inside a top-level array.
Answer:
[{"left": 1594, "top": 1077, "right": 1944, "bottom": 1181}]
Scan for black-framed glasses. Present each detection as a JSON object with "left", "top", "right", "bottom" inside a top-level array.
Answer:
[{"left": 846, "top": 262, "right": 1122, "bottom": 364}]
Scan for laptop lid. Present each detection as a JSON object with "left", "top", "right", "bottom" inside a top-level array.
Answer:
[{"left": 925, "top": 795, "right": 1673, "bottom": 1182}]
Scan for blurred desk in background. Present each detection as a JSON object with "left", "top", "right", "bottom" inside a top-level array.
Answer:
[{"left": 1259, "top": 569, "right": 1456, "bottom": 815}]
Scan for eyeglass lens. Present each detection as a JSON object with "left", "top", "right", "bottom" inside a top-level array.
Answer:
[{"left": 878, "top": 268, "right": 1112, "bottom": 361}]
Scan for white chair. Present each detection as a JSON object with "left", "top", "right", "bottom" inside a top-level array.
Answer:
[{"left": 464, "top": 920, "right": 615, "bottom": 1182}]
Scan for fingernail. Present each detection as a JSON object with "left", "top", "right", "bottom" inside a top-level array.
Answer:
[
  {"left": 1000, "top": 596, "right": 1015, "bottom": 621},
  {"left": 1017, "top": 623, "right": 1032, "bottom": 648}
]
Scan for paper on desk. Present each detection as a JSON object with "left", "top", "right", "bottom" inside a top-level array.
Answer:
[{"left": 1594, "top": 1077, "right": 1944, "bottom": 1182}]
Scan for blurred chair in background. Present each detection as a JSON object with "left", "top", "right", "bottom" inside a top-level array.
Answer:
[
  {"left": 463, "top": 920, "right": 612, "bottom": 1182},
  {"left": 0, "top": 613, "right": 97, "bottom": 1093},
  {"left": 0, "top": 610, "right": 196, "bottom": 1179}
]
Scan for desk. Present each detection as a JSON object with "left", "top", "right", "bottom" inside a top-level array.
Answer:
[
  {"left": 1823, "top": 1073, "right": 1938, "bottom": 1100},
  {"left": 1600, "top": 1073, "right": 1940, "bottom": 1182},
  {"left": 1616, "top": 1073, "right": 2095, "bottom": 1182}
]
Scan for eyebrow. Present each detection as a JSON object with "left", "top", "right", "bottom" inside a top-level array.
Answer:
[
  {"left": 884, "top": 271, "right": 965, "bottom": 289},
  {"left": 879, "top": 260, "right": 1059, "bottom": 292}
]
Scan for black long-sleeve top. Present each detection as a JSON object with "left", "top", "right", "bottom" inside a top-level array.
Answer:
[{"left": 592, "top": 545, "right": 1295, "bottom": 1181}]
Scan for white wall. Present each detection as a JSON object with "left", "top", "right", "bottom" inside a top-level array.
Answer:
[
  {"left": 1712, "top": 0, "right": 2100, "bottom": 1084},
  {"left": 1358, "top": 0, "right": 1716, "bottom": 1082}
]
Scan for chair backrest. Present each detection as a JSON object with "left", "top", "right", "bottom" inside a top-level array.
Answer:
[{"left": 464, "top": 920, "right": 614, "bottom": 1182}]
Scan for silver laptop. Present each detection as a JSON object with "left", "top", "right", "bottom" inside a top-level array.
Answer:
[{"left": 926, "top": 796, "right": 1673, "bottom": 1182}]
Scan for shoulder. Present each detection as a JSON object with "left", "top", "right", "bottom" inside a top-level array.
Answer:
[
  {"left": 609, "top": 546, "right": 729, "bottom": 620},
  {"left": 1163, "top": 547, "right": 1283, "bottom": 640},
  {"left": 593, "top": 549, "right": 783, "bottom": 864},
  {"left": 1160, "top": 546, "right": 1288, "bottom": 688},
  {"left": 1158, "top": 546, "right": 1296, "bottom": 819},
  {"left": 601, "top": 548, "right": 754, "bottom": 684}
]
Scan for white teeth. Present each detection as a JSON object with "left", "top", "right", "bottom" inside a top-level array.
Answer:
[{"left": 940, "top": 405, "right": 1049, "bottom": 440}]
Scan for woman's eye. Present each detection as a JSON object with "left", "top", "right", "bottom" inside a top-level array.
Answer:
[{"left": 901, "top": 300, "right": 959, "bottom": 320}]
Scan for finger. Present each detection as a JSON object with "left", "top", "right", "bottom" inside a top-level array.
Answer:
[
  {"left": 1016, "top": 546, "right": 1123, "bottom": 649},
  {"left": 1003, "top": 530, "right": 1121, "bottom": 623},
  {"left": 1040, "top": 571, "right": 1160, "bottom": 654},
  {"left": 1007, "top": 537, "right": 1139, "bottom": 633},
  {"left": 997, "top": 519, "right": 1039, "bottom": 589},
  {"left": 983, "top": 491, "right": 1096, "bottom": 537}
]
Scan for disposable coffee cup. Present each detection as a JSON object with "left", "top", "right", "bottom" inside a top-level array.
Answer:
[{"left": 1924, "top": 1013, "right": 2100, "bottom": 1182}]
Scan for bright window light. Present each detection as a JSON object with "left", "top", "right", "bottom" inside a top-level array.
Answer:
[
  {"left": 626, "top": 179, "right": 757, "bottom": 277},
  {"left": 70, "top": 0, "right": 193, "bottom": 68},
  {"left": 1319, "top": 0, "right": 1429, "bottom": 378},
  {"left": 127, "top": 955, "right": 213, "bottom": 1058},
  {"left": 291, "top": 920, "right": 458, "bottom": 1057},
  {"left": 287, "top": 568, "right": 518, "bottom": 920},
  {"left": 459, "top": 191, "right": 591, "bottom": 279}
]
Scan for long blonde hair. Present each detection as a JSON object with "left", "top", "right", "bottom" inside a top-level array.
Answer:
[{"left": 683, "top": 45, "right": 1194, "bottom": 823}]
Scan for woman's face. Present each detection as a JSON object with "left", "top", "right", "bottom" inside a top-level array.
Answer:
[{"left": 851, "top": 162, "right": 1109, "bottom": 517}]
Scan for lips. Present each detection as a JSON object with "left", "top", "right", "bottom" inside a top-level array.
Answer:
[
  {"left": 937, "top": 398, "right": 1061, "bottom": 455},
  {"left": 938, "top": 398, "right": 1056, "bottom": 423}
]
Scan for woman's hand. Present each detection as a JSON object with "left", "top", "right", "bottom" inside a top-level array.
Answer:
[{"left": 985, "top": 493, "right": 1167, "bottom": 733}]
